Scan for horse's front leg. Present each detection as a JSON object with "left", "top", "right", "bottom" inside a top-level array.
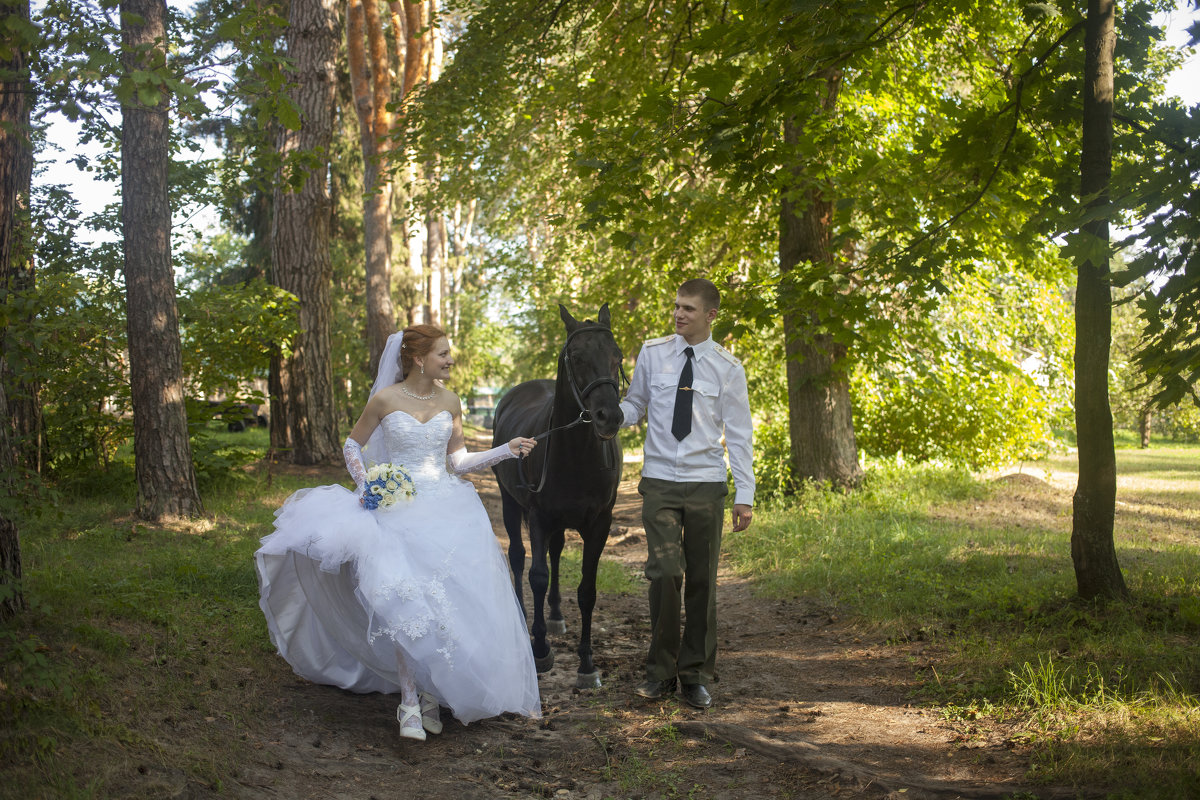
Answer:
[
  {"left": 546, "top": 527, "right": 567, "bottom": 635},
  {"left": 501, "top": 489, "right": 527, "bottom": 617},
  {"left": 527, "top": 513, "right": 555, "bottom": 673},
  {"left": 575, "top": 513, "right": 611, "bottom": 689}
]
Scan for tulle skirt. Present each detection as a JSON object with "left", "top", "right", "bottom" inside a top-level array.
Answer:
[{"left": 255, "top": 478, "right": 541, "bottom": 724}]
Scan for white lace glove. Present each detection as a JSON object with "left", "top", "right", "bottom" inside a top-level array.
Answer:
[
  {"left": 447, "top": 443, "right": 518, "bottom": 475},
  {"left": 343, "top": 437, "right": 368, "bottom": 493}
]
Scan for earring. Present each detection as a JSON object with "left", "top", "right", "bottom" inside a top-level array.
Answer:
[{"left": 420, "top": 363, "right": 425, "bottom": 374}]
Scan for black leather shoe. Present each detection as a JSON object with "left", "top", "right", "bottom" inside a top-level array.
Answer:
[
  {"left": 680, "top": 683, "right": 712, "bottom": 709},
  {"left": 633, "top": 677, "right": 677, "bottom": 699}
]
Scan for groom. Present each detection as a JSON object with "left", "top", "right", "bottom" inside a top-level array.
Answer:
[{"left": 618, "top": 278, "right": 754, "bottom": 709}]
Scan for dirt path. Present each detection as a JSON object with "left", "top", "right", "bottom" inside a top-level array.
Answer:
[{"left": 224, "top": 450, "right": 1054, "bottom": 800}]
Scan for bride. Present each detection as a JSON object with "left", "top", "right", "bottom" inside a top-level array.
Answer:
[{"left": 255, "top": 324, "right": 542, "bottom": 741}]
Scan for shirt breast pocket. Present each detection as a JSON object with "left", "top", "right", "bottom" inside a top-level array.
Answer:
[
  {"left": 691, "top": 379, "right": 720, "bottom": 421},
  {"left": 651, "top": 374, "right": 679, "bottom": 392},
  {"left": 650, "top": 373, "right": 680, "bottom": 414}
]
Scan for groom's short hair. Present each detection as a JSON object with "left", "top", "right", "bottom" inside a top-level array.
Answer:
[{"left": 679, "top": 278, "right": 720, "bottom": 312}]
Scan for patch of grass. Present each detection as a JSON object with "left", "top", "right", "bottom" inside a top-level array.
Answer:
[
  {"left": 556, "top": 545, "right": 642, "bottom": 597},
  {"left": 727, "top": 448, "right": 1200, "bottom": 797},
  {"left": 727, "top": 462, "right": 1011, "bottom": 628},
  {"left": 1, "top": 458, "right": 321, "bottom": 798},
  {"left": 603, "top": 749, "right": 702, "bottom": 798}
]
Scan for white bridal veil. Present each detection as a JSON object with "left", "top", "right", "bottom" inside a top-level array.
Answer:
[{"left": 362, "top": 331, "right": 405, "bottom": 468}]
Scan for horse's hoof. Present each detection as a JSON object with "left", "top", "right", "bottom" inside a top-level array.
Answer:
[
  {"left": 575, "top": 670, "right": 602, "bottom": 690},
  {"left": 534, "top": 650, "right": 555, "bottom": 673},
  {"left": 546, "top": 619, "right": 567, "bottom": 636}
]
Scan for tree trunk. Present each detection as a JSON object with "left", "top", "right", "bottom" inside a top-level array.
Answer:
[
  {"left": 1071, "top": 0, "right": 1127, "bottom": 601},
  {"left": 0, "top": 372, "right": 20, "bottom": 626},
  {"left": 406, "top": 188, "right": 428, "bottom": 325},
  {"left": 0, "top": 0, "right": 39, "bottom": 477},
  {"left": 1138, "top": 404, "right": 1151, "bottom": 449},
  {"left": 0, "top": 0, "right": 34, "bottom": 617},
  {"left": 447, "top": 198, "right": 475, "bottom": 337},
  {"left": 268, "top": 351, "right": 292, "bottom": 456},
  {"left": 272, "top": 0, "right": 341, "bottom": 464},
  {"left": 120, "top": 0, "right": 202, "bottom": 519},
  {"left": 425, "top": 210, "right": 445, "bottom": 325},
  {"left": 0, "top": 378, "right": 21, "bottom": 619},
  {"left": 778, "top": 87, "right": 863, "bottom": 490},
  {"left": 348, "top": 0, "right": 397, "bottom": 377}
]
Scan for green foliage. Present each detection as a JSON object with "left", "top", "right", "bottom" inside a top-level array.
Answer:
[
  {"left": 186, "top": 423, "right": 267, "bottom": 493},
  {"left": 177, "top": 238, "right": 301, "bottom": 401},
  {"left": 421, "top": 0, "right": 1172, "bottom": 495},
  {"left": 19, "top": 190, "right": 131, "bottom": 477},
  {"left": 749, "top": 416, "right": 795, "bottom": 505},
  {"left": 853, "top": 365, "right": 1052, "bottom": 470},
  {"left": 850, "top": 264, "right": 1073, "bottom": 470},
  {"left": 20, "top": 190, "right": 297, "bottom": 491},
  {"left": 1110, "top": 26, "right": 1200, "bottom": 410}
]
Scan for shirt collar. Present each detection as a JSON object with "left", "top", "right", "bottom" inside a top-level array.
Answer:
[{"left": 676, "top": 335, "right": 715, "bottom": 360}]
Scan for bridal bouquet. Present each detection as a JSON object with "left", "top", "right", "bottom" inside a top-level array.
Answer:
[{"left": 362, "top": 463, "right": 416, "bottom": 510}]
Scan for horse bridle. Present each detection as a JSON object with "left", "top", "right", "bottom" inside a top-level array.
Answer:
[
  {"left": 516, "top": 325, "right": 628, "bottom": 493},
  {"left": 560, "top": 325, "right": 629, "bottom": 412}
]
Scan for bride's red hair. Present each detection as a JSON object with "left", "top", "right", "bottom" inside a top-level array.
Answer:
[{"left": 399, "top": 324, "right": 446, "bottom": 376}]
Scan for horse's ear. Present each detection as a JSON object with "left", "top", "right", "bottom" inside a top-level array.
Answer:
[
  {"left": 559, "top": 303, "right": 579, "bottom": 332},
  {"left": 597, "top": 303, "right": 610, "bottom": 328}
]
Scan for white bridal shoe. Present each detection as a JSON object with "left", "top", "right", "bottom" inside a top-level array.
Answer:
[
  {"left": 397, "top": 703, "right": 426, "bottom": 741},
  {"left": 419, "top": 692, "right": 443, "bottom": 735}
]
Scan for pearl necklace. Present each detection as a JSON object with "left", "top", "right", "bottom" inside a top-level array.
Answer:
[{"left": 399, "top": 383, "right": 437, "bottom": 401}]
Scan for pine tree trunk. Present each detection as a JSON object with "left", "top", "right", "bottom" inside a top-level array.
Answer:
[
  {"left": 426, "top": 210, "right": 445, "bottom": 325},
  {"left": 348, "top": 0, "right": 397, "bottom": 376},
  {"left": 268, "top": 351, "right": 292, "bottom": 455},
  {"left": 778, "top": 95, "right": 862, "bottom": 490},
  {"left": 120, "top": 0, "right": 202, "bottom": 519},
  {"left": 0, "top": 511, "right": 20, "bottom": 620},
  {"left": 0, "top": 0, "right": 39, "bottom": 476},
  {"left": 0, "top": 0, "right": 33, "bottom": 617},
  {"left": 272, "top": 0, "right": 340, "bottom": 465},
  {"left": 364, "top": 164, "right": 395, "bottom": 374},
  {"left": 1072, "top": 0, "right": 1127, "bottom": 601},
  {"left": 406, "top": 190, "right": 428, "bottom": 325},
  {"left": 0, "top": 381, "right": 21, "bottom": 618}
]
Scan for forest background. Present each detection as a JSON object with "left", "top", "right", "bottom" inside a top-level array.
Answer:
[
  {"left": 1, "top": 0, "right": 1199, "bottom": 795},
  {"left": 7, "top": 0, "right": 1200, "bottom": 501}
]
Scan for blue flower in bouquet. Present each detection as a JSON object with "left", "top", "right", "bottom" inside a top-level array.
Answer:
[{"left": 362, "top": 463, "right": 416, "bottom": 510}]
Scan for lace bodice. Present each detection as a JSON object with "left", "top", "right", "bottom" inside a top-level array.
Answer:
[{"left": 375, "top": 410, "right": 457, "bottom": 490}]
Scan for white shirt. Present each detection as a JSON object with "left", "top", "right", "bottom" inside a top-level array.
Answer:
[{"left": 619, "top": 334, "right": 755, "bottom": 507}]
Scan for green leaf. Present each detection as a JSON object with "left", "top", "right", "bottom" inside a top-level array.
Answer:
[
  {"left": 276, "top": 98, "right": 302, "bottom": 130},
  {"left": 136, "top": 85, "right": 162, "bottom": 107}
]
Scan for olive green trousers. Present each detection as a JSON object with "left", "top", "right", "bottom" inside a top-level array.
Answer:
[{"left": 638, "top": 477, "right": 727, "bottom": 685}]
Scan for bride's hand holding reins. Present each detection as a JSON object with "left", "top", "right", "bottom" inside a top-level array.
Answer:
[{"left": 508, "top": 437, "right": 538, "bottom": 458}]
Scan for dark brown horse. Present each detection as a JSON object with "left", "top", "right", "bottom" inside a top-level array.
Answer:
[{"left": 491, "top": 304, "right": 624, "bottom": 689}]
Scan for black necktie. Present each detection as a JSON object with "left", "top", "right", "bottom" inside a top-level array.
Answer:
[{"left": 671, "top": 346, "right": 695, "bottom": 441}]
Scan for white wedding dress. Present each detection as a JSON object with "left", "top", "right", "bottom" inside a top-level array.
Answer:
[{"left": 255, "top": 410, "right": 541, "bottom": 724}]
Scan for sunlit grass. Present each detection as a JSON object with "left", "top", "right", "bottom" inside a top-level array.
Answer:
[
  {"left": 725, "top": 447, "right": 1200, "bottom": 797},
  {"left": 554, "top": 545, "right": 641, "bottom": 597}
]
